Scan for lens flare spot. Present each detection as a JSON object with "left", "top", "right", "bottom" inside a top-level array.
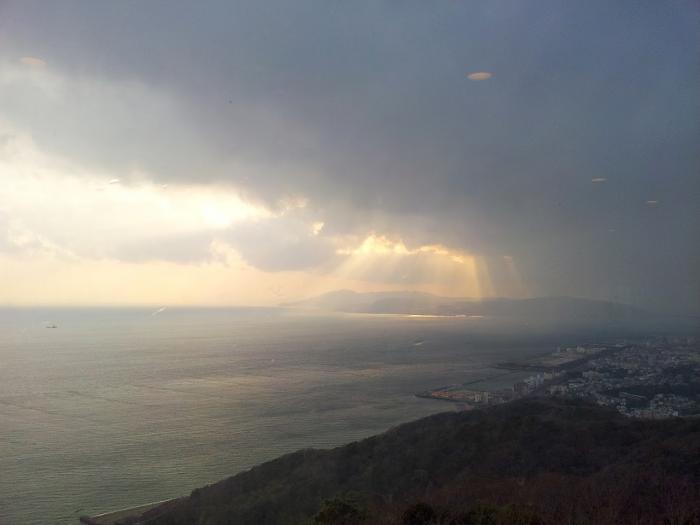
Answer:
[{"left": 467, "top": 71, "right": 492, "bottom": 81}]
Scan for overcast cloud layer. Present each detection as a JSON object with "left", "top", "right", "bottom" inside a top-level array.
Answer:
[{"left": 0, "top": 1, "right": 698, "bottom": 313}]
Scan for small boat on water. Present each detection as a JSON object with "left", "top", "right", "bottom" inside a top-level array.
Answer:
[{"left": 45, "top": 324, "right": 58, "bottom": 329}]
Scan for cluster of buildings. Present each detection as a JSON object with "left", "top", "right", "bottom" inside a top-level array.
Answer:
[
  {"left": 420, "top": 336, "right": 700, "bottom": 419},
  {"left": 513, "top": 371, "right": 555, "bottom": 393},
  {"left": 422, "top": 370, "right": 563, "bottom": 407},
  {"left": 548, "top": 337, "right": 700, "bottom": 419}
]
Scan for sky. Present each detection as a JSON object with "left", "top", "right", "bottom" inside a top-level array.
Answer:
[{"left": 0, "top": 1, "right": 698, "bottom": 313}]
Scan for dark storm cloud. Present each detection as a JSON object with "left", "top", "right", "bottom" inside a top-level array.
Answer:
[{"left": 1, "top": 0, "right": 698, "bottom": 313}]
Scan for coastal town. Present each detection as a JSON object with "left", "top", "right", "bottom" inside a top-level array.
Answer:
[{"left": 418, "top": 336, "right": 700, "bottom": 419}]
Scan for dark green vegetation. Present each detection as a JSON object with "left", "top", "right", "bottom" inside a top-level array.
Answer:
[{"left": 141, "top": 398, "right": 700, "bottom": 525}]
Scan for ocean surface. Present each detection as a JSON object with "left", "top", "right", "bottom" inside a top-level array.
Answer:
[{"left": 0, "top": 308, "right": 565, "bottom": 525}]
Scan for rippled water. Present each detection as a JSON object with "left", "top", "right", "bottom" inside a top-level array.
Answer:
[{"left": 0, "top": 308, "right": 553, "bottom": 525}]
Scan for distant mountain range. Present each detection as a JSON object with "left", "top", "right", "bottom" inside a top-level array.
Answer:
[{"left": 283, "top": 290, "right": 699, "bottom": 333}]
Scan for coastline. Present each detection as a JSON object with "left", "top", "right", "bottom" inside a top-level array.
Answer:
[{"left": 79, "top": 498, "right": 181, "bottom": 525}]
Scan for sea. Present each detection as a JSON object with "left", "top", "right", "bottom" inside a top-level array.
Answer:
[{"left": 0, "top": 307, "right": 573, "bottom": 525}]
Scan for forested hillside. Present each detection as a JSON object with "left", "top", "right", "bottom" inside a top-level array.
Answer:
[{"left": 141, "top": 398, "right": 700, "bottom": 525}]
